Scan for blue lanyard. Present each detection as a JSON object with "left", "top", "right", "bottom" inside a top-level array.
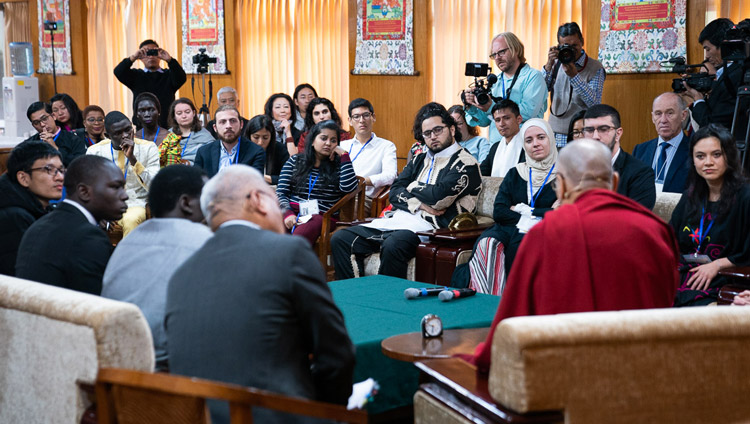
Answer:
[
  {"left": 85, "top": 136, "right": 95, "bottom": 146},
  {"left": 110, "top": 143, "right": 128, "bottom": 180},
  {"left": 52, "top": 131, "right": 61, "bottom": 142},
  {"left": 141, "top": 127, "right": 160, "bottom": 144},
  {"left": 424, "top": 157, "right": 435, "bottom": 183},
  {"left": 501, "top": 77, "right": 506, "bottom": 99},
  {"left": 528, "top": 164, "right": 555, "bottom": 209},
  {"left": 308, "top": 173, "right": 319, "bottom": 200},
  {"left": 696, "top": 206, "right": 715, "bottom": 253},
  {"left": 349, "top": 134, "right": 373, "bottom": 162},
  {"left": 182, "top": 132, "right": 193, "bottom": 157}
]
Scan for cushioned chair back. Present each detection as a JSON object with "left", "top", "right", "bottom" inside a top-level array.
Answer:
[
  {"left": 490, "top": 307, "right": 750, "bottom": 423},
  {"left": 652, "top": 191, "right": 682, "bottom": 223},
  {"left": 0, "top": 275, "right": 154, "bottom": 423},
  {"left": 476, "top": 177, "right": 503, "bottom": 218}
]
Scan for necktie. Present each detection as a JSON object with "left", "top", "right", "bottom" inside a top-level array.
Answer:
[{"left": 656, "top": 143, "right": 669, "bottom": 182}]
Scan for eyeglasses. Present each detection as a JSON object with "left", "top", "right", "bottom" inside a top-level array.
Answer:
[
  {"left": 582, "top": 125, "right": 618, "bottom": 136},
  {"left": 86, "top": 117, "right": 105, "bottom": 124},
  {"left": 350, "top": 112, "right": 373, "bottom": 121},
  {"left": 422, "top": 125, "right": 447, "bottom": 139},
  {"left": 571, "top": 129, "right": 584, "bottom": 138},
  {"left": 489, "top": 48, "right": 509, "bottom": 59},
  {"left": 27, "top": 164, "right": 66, "bottom": 177},
  {"left": 31, "top": 114, "right": 53, "bottom": 127}
]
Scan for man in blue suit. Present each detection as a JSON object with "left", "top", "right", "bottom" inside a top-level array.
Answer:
[
  {"left": 632, "top": 92, "right": 690, "bottom": 194},
  {"left": 194, "top": 105, "right": 265, "bottom": 178}
]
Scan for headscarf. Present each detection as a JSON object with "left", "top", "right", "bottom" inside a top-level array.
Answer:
[{"left": 515, "top": 118, "right": 557, "bottom": 188}]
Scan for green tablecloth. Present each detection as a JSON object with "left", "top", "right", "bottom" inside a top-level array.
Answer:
[{"left": 329, "top": 275, "right": 500, "bottom": 414}]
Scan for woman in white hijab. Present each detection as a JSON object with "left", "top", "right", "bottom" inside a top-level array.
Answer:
[{"left": 462, "top": 118, "right": 559, "bottom": 296}]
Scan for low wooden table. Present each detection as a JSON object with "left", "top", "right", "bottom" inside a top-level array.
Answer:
[{"left": 381, "top": 327, "right": 489, "bottom": 362}]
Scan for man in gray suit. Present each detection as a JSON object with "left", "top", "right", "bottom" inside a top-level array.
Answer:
[{"left": 165, "top": 164, "right": 355, "bottom": 424}]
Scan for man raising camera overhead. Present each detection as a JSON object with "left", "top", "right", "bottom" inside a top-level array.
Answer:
[
  {"left": 543, "top": 22, "right": 606, "bottom": 148},
  {"left": 114, "top": 39, "right": 187, "bottom": 128},
  {"left": 464, "top": 32, "right": 548, "bottom": 147}
]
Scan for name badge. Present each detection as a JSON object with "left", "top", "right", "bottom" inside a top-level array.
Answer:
[
  {"left": 299, "top": 199, "right": 320, "bottom": 217},
  {"left": 516, "top": 215, "right": 541, "bottom": 234},
  {"left": 683, "top": 253, "right": 711, "bottom": 264},
  {"left": 655, "top": 182, "right": 664, "bottom": 194}
]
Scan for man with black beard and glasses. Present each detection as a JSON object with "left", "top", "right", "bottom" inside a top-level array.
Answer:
[
  {"left": 194, "top": 105, "right": 265, "bottom": 178},
  {"left": 584, "top": 104, "right": 656, "bottom": 209},
  {"left": 331, "top": 102, "right": 482, "bottom": 279}
]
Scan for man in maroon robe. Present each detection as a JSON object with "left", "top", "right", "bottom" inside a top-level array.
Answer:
[{"left": 469, "top": 139, "right": 679, "bottom": 372}]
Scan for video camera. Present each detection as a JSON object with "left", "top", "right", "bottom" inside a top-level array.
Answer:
[
  {"left": 192, "top": 47, "right": 217, "bottom": 74},
  {"left": 721, "top": 25, "right": 750, "bottom": 62},
  {"left": 460, "top": 62, "right": 498, "bottom": 106},
  {"left": 662, "top": 57, "right": 714, "bottom": 94}
]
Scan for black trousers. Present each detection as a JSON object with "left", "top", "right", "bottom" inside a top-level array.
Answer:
[{"left": 331, "top": 226, "right": 420, "bottom": 280}]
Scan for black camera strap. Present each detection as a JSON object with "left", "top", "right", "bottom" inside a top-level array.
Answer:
[
  {"left": 505, "top": 63, "right": 526, "bottom": 98},
  {"left": 549, "top": 55, "right": 588, "bottom": 117}
]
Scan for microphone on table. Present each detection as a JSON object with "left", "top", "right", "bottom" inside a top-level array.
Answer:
[
  {"left": 404, "top": 287, "right": 448, "bottom": 299},
  {"left": 439, "top": 288, "right": 477, "bottom": 302}
]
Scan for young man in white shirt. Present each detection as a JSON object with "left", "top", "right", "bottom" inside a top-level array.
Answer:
[
  {"left": 340, "top": 98, "right": 398, "bottom": 211},
  {"left": 479, "top": 99, "right": 525, "bottom": 177}
]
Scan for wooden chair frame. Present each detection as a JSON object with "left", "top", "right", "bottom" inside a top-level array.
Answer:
[
  {"left": 315, "top": 176, "right": 366, "bottom": 270},
  {"left": 95, "top": 368, "right": 368, "bottom": 424}
]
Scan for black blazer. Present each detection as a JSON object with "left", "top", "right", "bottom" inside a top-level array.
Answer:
[
  {"left": 24, "top": 130, "right": 87, "bottom": 167},
  {"left": 480, "top": 142, "right": 526, "bottom": 176},
  {"left": 691, "top": 62, "right": 744, "bottom": 129},
  {"left": 15, "top": 202, "right": 112, "bottom": 294},
  {"left": 632, "top": 134, "right": 690, "bottom": 194},
  {"left": 165, "top": 224, "right": 355, "bottom": 423},
  {"left": 613, "top": 150, "right": 656, "bottom": 209},
  {"left": 193, "top": 137, "right": 265, "bottom": 178}
]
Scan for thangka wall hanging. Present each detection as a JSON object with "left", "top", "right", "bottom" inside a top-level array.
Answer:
[
  {"left": 353, "top": 0, "right": 416, "bottom": 75},
  {"left": 37, "top": 0, "right": 72, "bottom": 74},
  {"left": 181, "top": 0, "right": 228, "bottom": 74},
  {"left": 598, "top": 0, "right": 687, "bottom": 73}
]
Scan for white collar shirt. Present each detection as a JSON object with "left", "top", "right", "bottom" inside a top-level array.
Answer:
[{"left": 339, "top": 132, "right": 398, "bottom": 197}]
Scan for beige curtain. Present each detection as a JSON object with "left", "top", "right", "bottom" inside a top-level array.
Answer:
[
  {"left": 294, "top": 0, "right": 349, "bottom": 126},
  {"left": 86, "top": 0, "right": 178, "bottom": 115},
  {"left": 235, "top": 0, "right": 349, "bottom": 126},
  {"left": 432, "top": 0, "right": 582, "bottom": 108},
  {"left": 2, "top": 2, "right": 31, "bottom": 77},
  {"left": 715, "top": 0, "right": 750, "bottom": 23}
]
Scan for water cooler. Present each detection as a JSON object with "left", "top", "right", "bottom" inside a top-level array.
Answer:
[{"left": 3, "top": 42, "right": 39, "bottom": 138}]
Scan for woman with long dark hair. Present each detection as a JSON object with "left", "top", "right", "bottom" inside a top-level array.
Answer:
[
  {"left": 297, "top": 97, "right": 351, "bottom": 151},
  {"left": 246, "top": 115, "right": 289, "bottom": 184},
  {"left": 159, "top": 98, "right": 214, "bottom": 165},
  {"left": 50, "top": 93, "right": 84, "bottom": 131},
  {"left": 670, "top": 124, "right": 750, "bottom": 306},
  {"left": 448, "top": 104, "right": 490, "bottom": 162},
  {"left": 276, "top": 120, "right": 358, "bottom": 245},
  {"left": 264, "top": 93, "right": 302, "bottom": 157}
]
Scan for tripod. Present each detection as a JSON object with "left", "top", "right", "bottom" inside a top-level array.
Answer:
[
  {"left": 44, "top": 21, "right": 58, "bottom": 94},
  {"left": 730, "top": 66, "right": 750, "bottom": 168},
  {"left": 192, "top": 69, "right": 212, "bottom": 126}
]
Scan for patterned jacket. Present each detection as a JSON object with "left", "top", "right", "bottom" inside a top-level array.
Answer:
[{"left": 390, "top": 144, "right": 482, "bottom": 229}]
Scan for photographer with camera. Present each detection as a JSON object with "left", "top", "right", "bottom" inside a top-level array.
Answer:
[
  {"left": 114, "top": 39, "right": 187, "bottom": 128},
  {"left": 683, "top": 18, "right": 743, "bottom": 130},
  {"left": 464, "top": 32, "right": 547, "bottom": 146},
  {"left": 543, "top": 22, "right": 606, "bottom": 148}
]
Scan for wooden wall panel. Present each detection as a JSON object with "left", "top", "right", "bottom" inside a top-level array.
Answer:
[
  {"left": 583, "top": 0, "right": 707, "bottom": 154},
  {"left": 29, "top": 0, "right": 89, "bottom": 106},
  {"left": 348, "top": 0, "right": 432, "bottom": 168},
  {"left": 175, "top": 0, "right": 237, "bottom": 123}
]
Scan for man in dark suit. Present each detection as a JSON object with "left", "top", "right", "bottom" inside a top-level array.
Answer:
[
  {"left": 633, "top": 93, "right": 691, "bottom": 194},
  {"left": 584, "top": 104, "right": 656, "bottom": 209},
  {"left": 194, "top": 105, "right": 265, "bottom": 178},
  {"left": 24, "top": 102, "right": 86, "bottom": 167},
  {"left": 15, "top": 155, "right": 129, "bottom": 294},
  {"left": 165, "top": 165, "right": 355, "bottom": 423},
  {"left": 684, "top": 18, "right": 743, "bottom": 130}
]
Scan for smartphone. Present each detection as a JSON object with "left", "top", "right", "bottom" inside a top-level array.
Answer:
[{"left": 146, "top": 49, "right": 159, "bottom": 56}]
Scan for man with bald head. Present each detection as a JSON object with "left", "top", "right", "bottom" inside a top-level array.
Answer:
[
  {"left": 165, "top": 165, "right": 355, "bottom": 423},
  {"left": 16, "top": 155, "right": 129, "bottom": 294},
  {"left": 87, "top": 111, "right": 160, "bottom": 236},
  {"left": 632, "top": 92, "right": 690, "bottom": 193},
  {"left": 469, "top": 139, "right": 679, "bottom": 372}
]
